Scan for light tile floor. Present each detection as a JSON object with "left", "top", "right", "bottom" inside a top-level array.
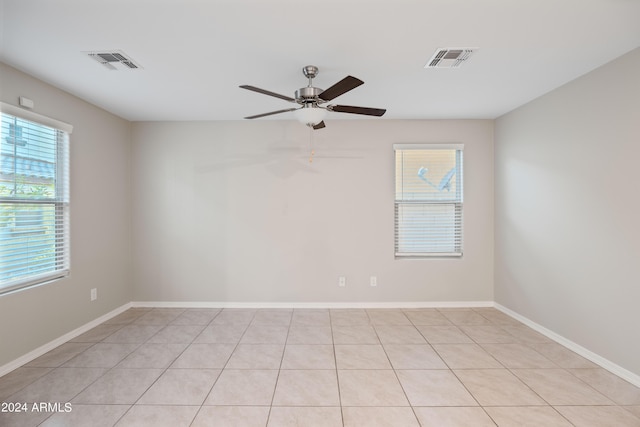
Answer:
[{"left": 1, "top": 307, "right": 640, "bottom": 426}]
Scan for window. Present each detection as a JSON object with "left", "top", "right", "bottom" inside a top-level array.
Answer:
[
  {"left": 0, "top": 102, "right": 72, "bottom": 294},
  {"left": 394, "top": 144, "right": 463, "bottom": 257}
]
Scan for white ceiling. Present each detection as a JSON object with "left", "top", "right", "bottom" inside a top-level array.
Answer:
[{"left": 1, "top": 0, "right": 639, "bottom": 122}]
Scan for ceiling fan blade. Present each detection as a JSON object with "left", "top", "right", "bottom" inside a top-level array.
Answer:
[
  {"left": 312, "top": 121, "right": 326, "bottom": 130},
  {"left": 244, "top": 108, "right": 298, "bottom": 119},
  {"left": 330, "top": 105, "right": 386, "bottom": 116},
  {"left": 318, "top": 76, "right": 364, "bottom": 101},
  {"left": 239, "top": 85, "right": 296, "bottom": 102}
]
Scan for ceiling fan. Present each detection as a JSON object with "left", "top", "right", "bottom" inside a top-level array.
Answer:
[{"left": 240, "top": 65, "right": 386, "bottom": 130}]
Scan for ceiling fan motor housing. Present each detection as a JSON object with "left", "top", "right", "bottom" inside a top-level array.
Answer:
[{"left": 295, "top": 86, "right": 323, "bottom": 103}]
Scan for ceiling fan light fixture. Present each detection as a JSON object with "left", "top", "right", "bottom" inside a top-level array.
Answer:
[{"left": 293, "top": 106, "right": 327, "bottom": 126}]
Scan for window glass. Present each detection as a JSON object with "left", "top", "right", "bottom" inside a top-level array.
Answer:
[
  {"left": 1, "top": 111, "right": 70, "bottom": 294},
  {"left": 394, "top": 145, "right": 463, "bottom": 257}
]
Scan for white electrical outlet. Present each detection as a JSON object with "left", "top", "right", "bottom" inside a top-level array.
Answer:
[
  {"left": 338, "top": 276, "right": 346, "bottom": 287},
  {"left": 90, "top": 288, "right": 97, "bottom": 301},
  {"left": 370, "top": 276, "right": 377, "bottom": 287}
]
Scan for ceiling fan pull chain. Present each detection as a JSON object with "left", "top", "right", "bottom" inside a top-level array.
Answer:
[{"left": 309, "top": 126, "right": 315, "bottom": 163}]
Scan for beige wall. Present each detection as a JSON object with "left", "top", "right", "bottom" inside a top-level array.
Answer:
[
  {"left": 494, "top": 48, "right": 640, "bottom": 376},
  {"left": 0, "top": 63, "right": 133, "bottom": 366},
  {"left": 131, "top": 119, "right": 494, "bottom": 303}
]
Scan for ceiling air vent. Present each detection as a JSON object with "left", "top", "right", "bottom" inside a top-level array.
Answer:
[
  {"left": 425, "top": 48, "right": 476, "bottom": 68},
  {"left": 85, "top": 50, "right": 142, "bottom": 70}
]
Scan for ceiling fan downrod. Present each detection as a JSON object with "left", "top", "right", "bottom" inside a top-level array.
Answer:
[{"left": 296, "top": 65, "right": 323, "bottom": 104}]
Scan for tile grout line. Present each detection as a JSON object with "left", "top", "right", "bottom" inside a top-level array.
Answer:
[
  {"left": 373, "top": 310, "right": 423, "bottom": 425},
  {"left": 440, "top": 312, "right": 503, "bottom": 426},
  {"left": 38, "top": 308, "right": 156, "bottom": 426},
  {"left": 329, "top": 309, "right": 346, "bottom": 427},
  {"left": 185, "top": 307, "right": 230, "bottom": 427},
  {"left": 34, "top": 309, "right": 160, "bottom": 426},
  {"left": 107, "top": 308, "right": 190, "bottom": 426},
  {"left": 194, "top": 308, "right": 256, "bottom": 425}
]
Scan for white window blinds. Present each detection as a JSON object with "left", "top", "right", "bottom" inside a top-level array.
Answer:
[
  {"left": 394, "top": 144, "right": 463, "bottom": 257},
  {"left": 0, "top": 103, "right": 72, "bottom": 294}
]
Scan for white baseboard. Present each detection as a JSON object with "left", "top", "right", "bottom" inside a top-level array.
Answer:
[
  {"left": 131, "top": 300, "right": 495, "bottom": 309},
  {"left": 494, "top": 303, "right": 640, "bottom": 388},
  {"left": 0, "top": 302, "right": 132, "bottom": 378}
]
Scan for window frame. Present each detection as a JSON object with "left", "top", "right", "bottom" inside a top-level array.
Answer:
[
  {"left": 394, "top": 143, "right": 464, "bottom": 258},
  {"left": 0, "top": 102, "right": 72, "bottom": 295}
]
